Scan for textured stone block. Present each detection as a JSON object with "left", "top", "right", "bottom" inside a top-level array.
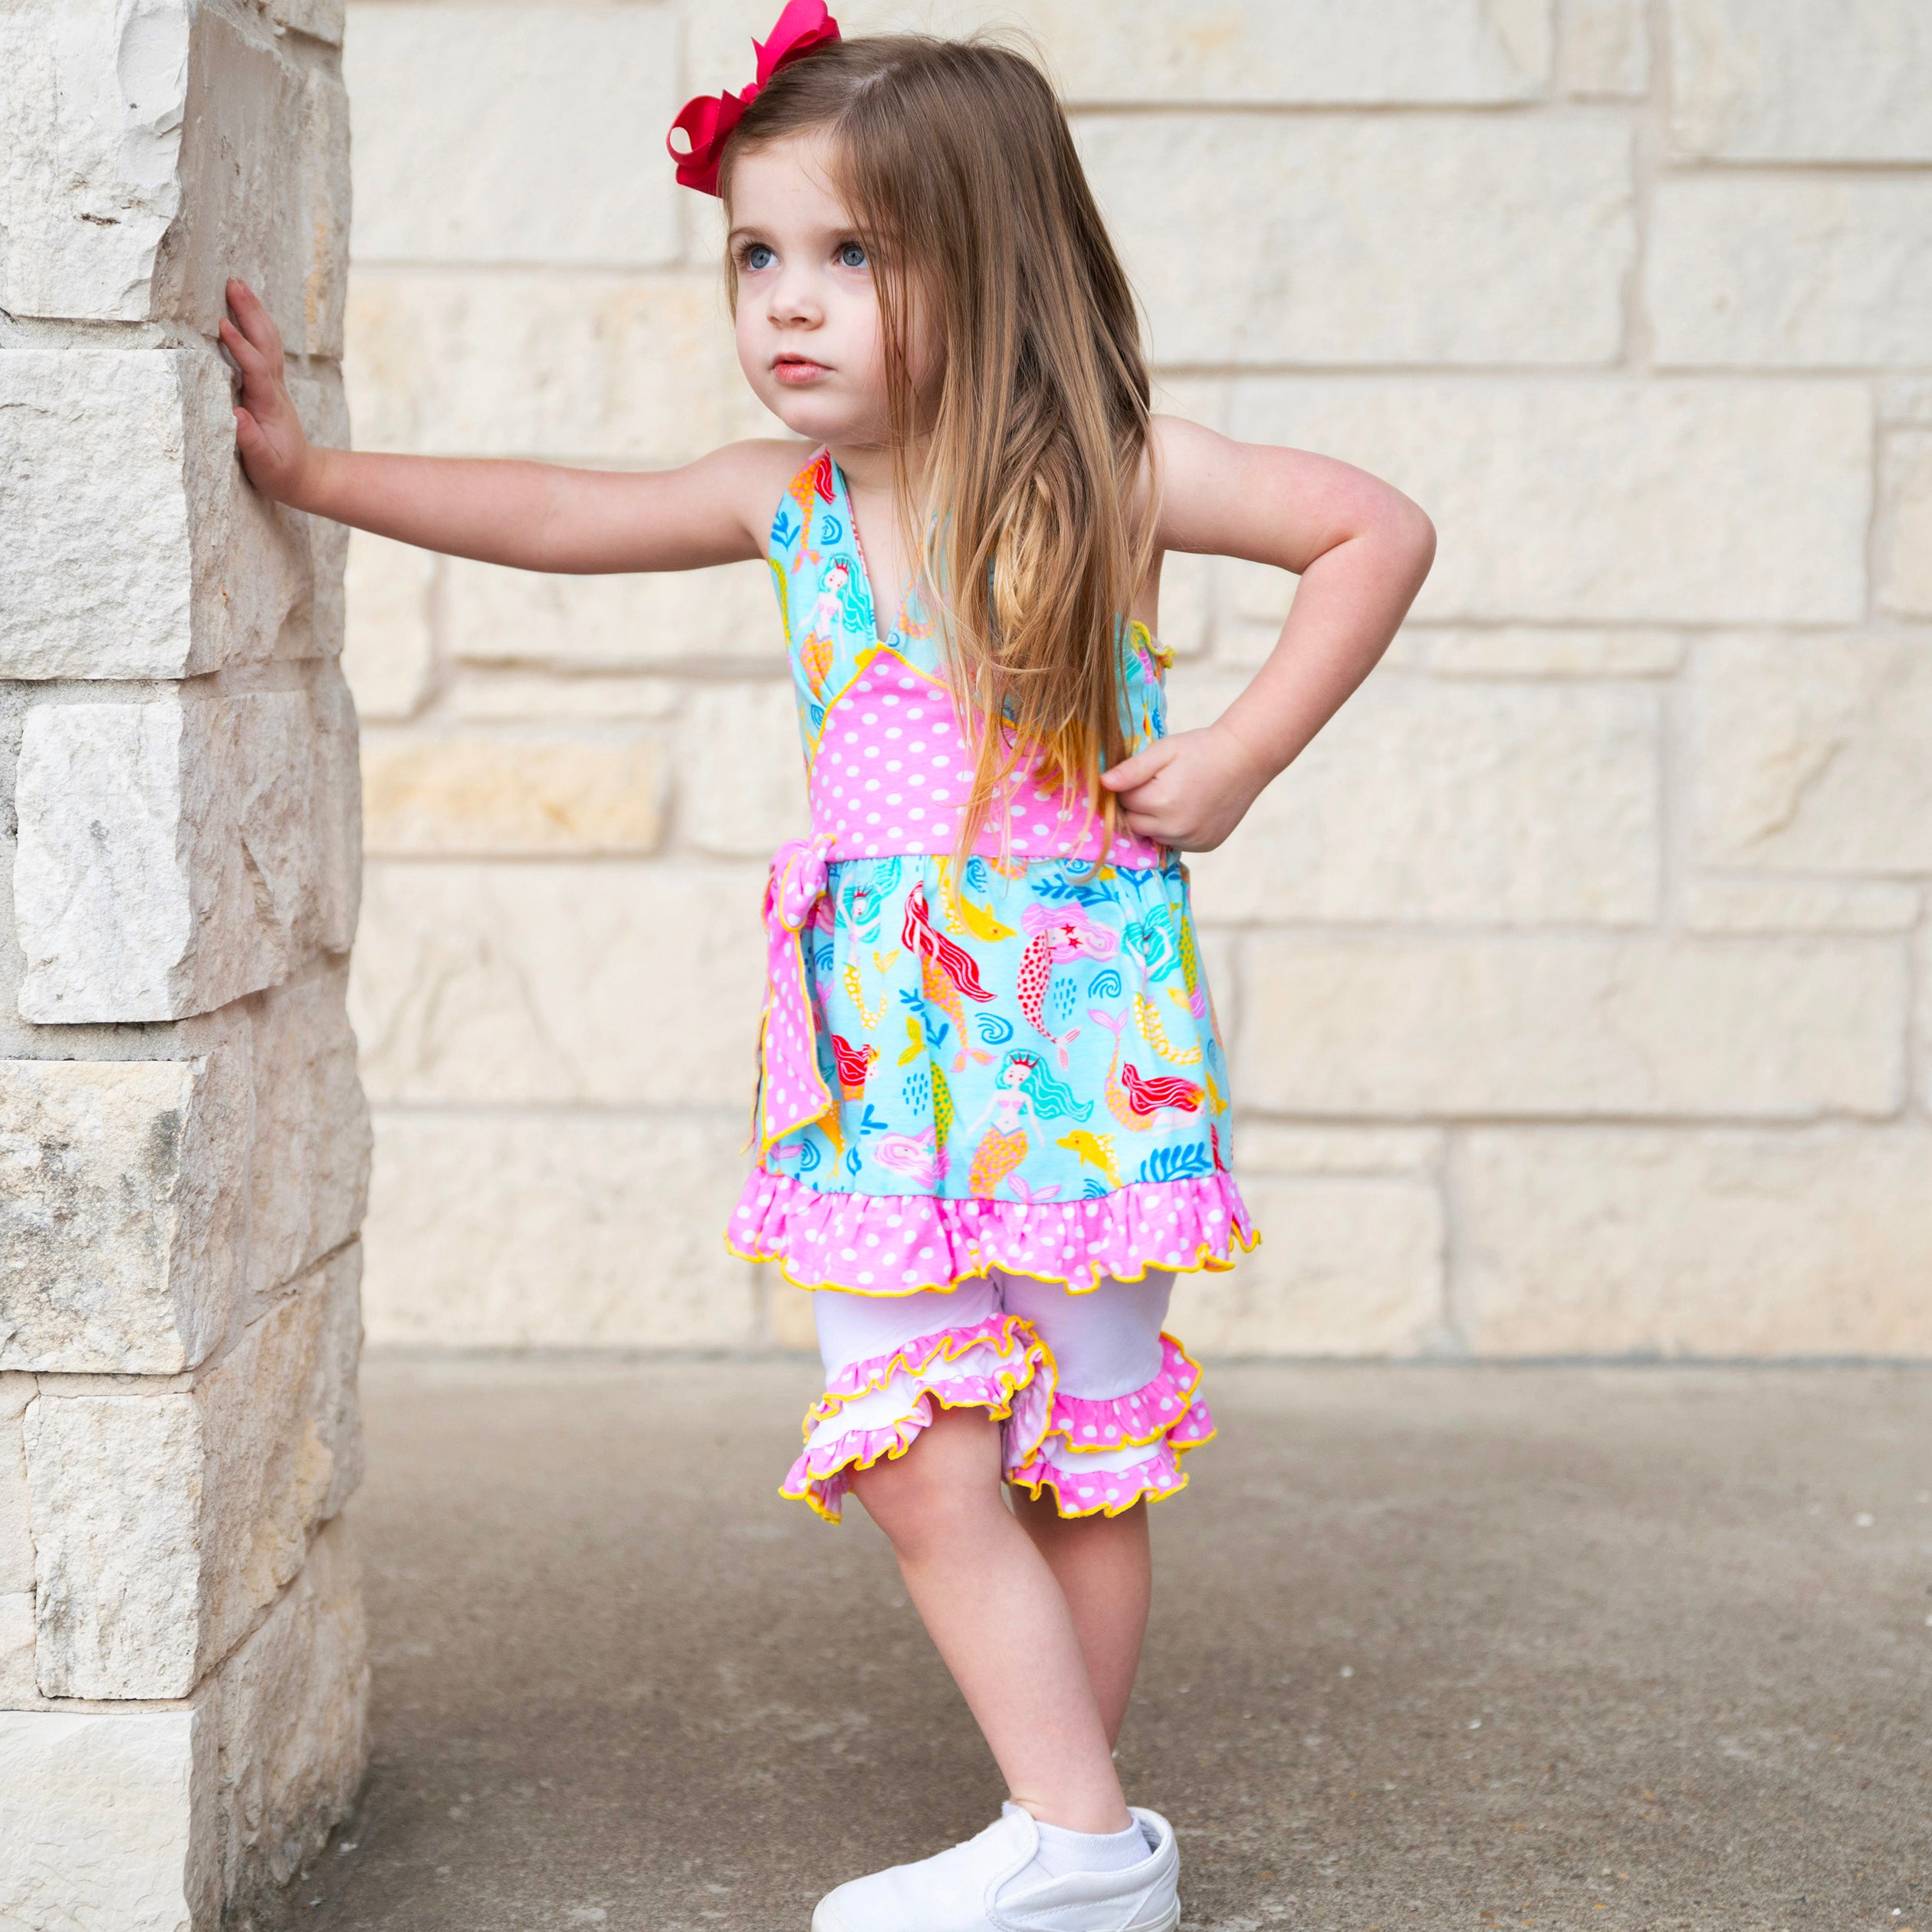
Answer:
[
  {"left": 0, "top": 1708, "right": 218, "bottom": 1932},
  {"left": 25, "top": 1250, "right": 363, "bottom": 1700},
  {"left": 1681, "top": 879, "right": 1921, "bottom": 936},
  {"left": 444, "top": 556, "right": 780, "bottom": 669},
  {"left": 15, "top": 674, "right": 360, "bottom": 1023},
  {"left": 1172, "top": 672, "right": 1661, "bottom": 924},
  {"left": 0, "top": 1375, "right": 31, "bottom": 1593},
  {"left": 1667, "top": 0, "right": 1932, "bottom": 159},
  {"left": 1155, "top": 548, "right": 1210, "bottom": 659},
  {"left": 344, "top": 271, "right": 782, "bottom": 459},
  {"left": 1086, "top": 114, "right": 1633, "bottom": 366},
  {"left": 269, "top": 0, "right": 345, "bottom": 43},
  {"left": 25, "top": 1392, "right": 202, "bottom": 1699},
  {"left": 1168, "top": 1176, "right": 1445, "bottom": 1355},
  {"left": 362, "top": 729, "right": 666, "bottom": 855},
  {"left": 1237, "top": 935, "right": 1905, "bottom": 1120},
  {"left": 0, "top": 1592, "right": 32, "bottom": 1704},
  {"left": 0, "top": 347, "right": 332, "bottom": 678},
  {"left": 678, "top": 682, "right": 811, "bottom": 856},
  {"left": 0, "top": 0, "right": 338, "bottom": 342},
  {"left": 1691, "top": 634, "right": 1932, "bottom": 874},
  {"left": 1650, "top": 179, "right": 1932, "bottom": 367},
  {"left": 1236, "top": 1125, "right": 1442, "bottom": 1176},
  {"left": 215, "top": 1514, "right": 367, "bottom": 1912},
  {"left": 691, "top": 0, "right": 1552, "bottom": 103},
  {"left": 161, "top": 11, "right": 335, "bottom": 350},
  {"left": 0, "top": 1, "right": 196, "bottom": 321},
  {"left": 361, "top": 1111, "right": 761, "bottom": 1348},
  {"left": 1921, "top": 925, "right": 1932, "bottom": 1119},
  {"left": 1387, "top": 627, "right": 1685, "bottom": 678},
  {"left": 1877, "top": 432, "right": 1932, "bottom": 616},
  {"left": 343, "top": 531, "right": 437, "bottom": 720},
  {"left": 1226, "top": 380, "right": 1871, "bottom": 624},
  {"left": 288, "top": 367, "right": 353, "bottom": 659},
  {"left": 1459, "top": 1129, "right": 1932, "bottom": 1355},
  {"left": 345, "top": 3, "right": 678, "bottom": 267},
  {"left": 297, "top": 64, "right": 353, "bottom": 359},
  {"left": 1881, "top": 378, "right": 1932, "bottom": 426},
  {"left": 0, "top": 1053, "right": 248, "bottom": 1373},
  {"left": 350, "top": 862, "right": 767, "bottom": 1106},
  {"left": 246, "top": 968, "right": 371, "bottom": 1309},
  {"left": 1562, "top": 0, "right": 1648, "bottom": 95},
  {"left": 452, "top": 672, "right": 682, "bottom": 721}
]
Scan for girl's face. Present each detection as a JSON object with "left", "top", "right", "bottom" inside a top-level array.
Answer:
[{"left": 727, "top": 132, "right": 935, "bottom": 449}]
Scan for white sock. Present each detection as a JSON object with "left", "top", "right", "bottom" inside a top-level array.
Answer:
[{"left": 1024, "top": 1816, "right": 1150, "bottom": 1881}]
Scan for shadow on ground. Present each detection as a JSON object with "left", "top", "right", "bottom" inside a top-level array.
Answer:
[{"left": 260, "top": 1357, "right": 1932, "bottom": 1931}]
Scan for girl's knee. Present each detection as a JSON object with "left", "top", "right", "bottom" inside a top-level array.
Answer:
[{"left": 852, "top": 1406, "right": 1005, "bottom": 1552}]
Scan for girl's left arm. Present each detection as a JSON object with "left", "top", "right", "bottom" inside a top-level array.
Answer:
[{"left": 1100, "top": 413, "right": 1435, "bottom": 849}]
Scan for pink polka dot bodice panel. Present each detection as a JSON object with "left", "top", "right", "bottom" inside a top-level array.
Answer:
[
  {"left": 767, "top": 445, "right": 1174, "bottom": 870},
  {"left": 807, "top": 648, "right": 1165, "bottom": 868}
]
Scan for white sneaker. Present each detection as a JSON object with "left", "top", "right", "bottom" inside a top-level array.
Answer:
[{"left": 811, "top": 1802, "right": 1180, "bottom": 1932}]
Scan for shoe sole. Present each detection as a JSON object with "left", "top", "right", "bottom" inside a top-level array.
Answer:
[{"left": 811, "top": 1897, "right": 1181, "bottom": 1932}]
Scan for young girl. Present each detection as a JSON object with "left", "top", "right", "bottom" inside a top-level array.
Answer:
[{"left": 223, "top": 7, "right": 1433, "bottom": 1925}]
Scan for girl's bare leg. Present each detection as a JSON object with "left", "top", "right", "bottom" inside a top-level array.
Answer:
[
  {"left": 849, "top": 1407, "right": 1132, "bottom": 1834},
  {"left": 1010, "top": 1490, "right": 1151, "bottom": 1745}
]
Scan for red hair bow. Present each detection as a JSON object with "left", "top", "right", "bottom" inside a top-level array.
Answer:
[{"left": 666, "top": 1, "right": 842, "bottom": 196}]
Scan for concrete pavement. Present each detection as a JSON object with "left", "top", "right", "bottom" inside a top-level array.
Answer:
[{"left": 261, "top": 1357, "right": 1931, "bottom": 1931}]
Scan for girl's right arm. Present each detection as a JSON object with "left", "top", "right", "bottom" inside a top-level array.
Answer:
[{"left": 222, "top": 278, "right": 790, "bottom": 573}]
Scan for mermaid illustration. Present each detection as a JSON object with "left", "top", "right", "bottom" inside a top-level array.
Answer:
[
  {"left": 800, "top": 555, "right": 863, "bottom": 695},
  {"left": 961, "top": 1046, "right": 1092, "bottom": 1196},
  {"left": 1015, "top": 902, "right": 1119, "bottom": 1067}
]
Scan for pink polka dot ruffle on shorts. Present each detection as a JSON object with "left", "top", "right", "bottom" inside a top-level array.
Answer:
[{"left": 781, "top": 1313, "right": 1215, "bottom": 1523}]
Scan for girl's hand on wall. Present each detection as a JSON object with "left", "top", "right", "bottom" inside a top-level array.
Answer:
[
  {"left": 1099, "top": 723, "right": 1273, "bottom": 852},
  {"left": 222, "top": 280, "right": 316, "bottom": 507}
]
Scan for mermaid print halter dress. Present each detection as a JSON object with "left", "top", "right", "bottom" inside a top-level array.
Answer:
[{"left": 728, "top": 448, "right": 1257, "bottom": 1297}]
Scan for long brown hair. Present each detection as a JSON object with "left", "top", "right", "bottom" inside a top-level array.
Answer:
[{"left": 722, "top": 34, "right": 1155, "bottom": 861}]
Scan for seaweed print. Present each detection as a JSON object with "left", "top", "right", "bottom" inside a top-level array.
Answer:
[{"left": 1016, "top": 904, "right": 1119, "bottom": 1068}]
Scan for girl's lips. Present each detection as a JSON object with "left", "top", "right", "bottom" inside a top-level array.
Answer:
[{"left": 773, "top": 357, "right": 830, "bottom": 385}]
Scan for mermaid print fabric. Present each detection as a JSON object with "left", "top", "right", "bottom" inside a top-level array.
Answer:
[{"left": 727, "top": 449, "right": 1257, "bottom": 1296}]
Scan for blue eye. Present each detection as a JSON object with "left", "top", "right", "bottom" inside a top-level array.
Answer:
[
  {"left": 838, "top": 242, "right": 868, "bottom": 269},
  {"left": 742, "top": 243, "right": 776, "bottom": 271}
]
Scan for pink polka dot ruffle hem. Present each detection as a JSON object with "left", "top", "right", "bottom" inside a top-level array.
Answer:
[
  {"left": 1042, "top": 1333, "right": 1214, "bottom": 1454},
  {"left": 729, "top": 1169, "right": 1257, "bottom": 1295},
  {"left": 779, "top": 1315, "right": 1215, "bottom": 1525},
  {"left": 1007, "top": 1439, "right": 1199, "bottom": 1519},
  {"left": 1010, "top": 1332, "right": 1215, "bottom": 1518},
  {"left": 783, "top": 1315, "right": 1055, "bottom": 1524}
]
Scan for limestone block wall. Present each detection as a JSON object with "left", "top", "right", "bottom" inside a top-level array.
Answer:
[
  {"left": 0, "top": 1, "right": 369, "bottom": 1923},
  {"left": 342, "top": 0, "right": 1932, "bottom": 1361}
]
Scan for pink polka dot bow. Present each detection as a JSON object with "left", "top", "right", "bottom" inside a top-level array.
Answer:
[
  {"left": 666, "top": 1, "right": 842, "bottom": 196},
  {"left": 757, "top": 833, "right": 840, "bottom": 1153}
]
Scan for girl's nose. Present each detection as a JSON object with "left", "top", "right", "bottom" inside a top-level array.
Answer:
[{"left": 768, "top": 269, "right": 822, "bottom": 327}]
